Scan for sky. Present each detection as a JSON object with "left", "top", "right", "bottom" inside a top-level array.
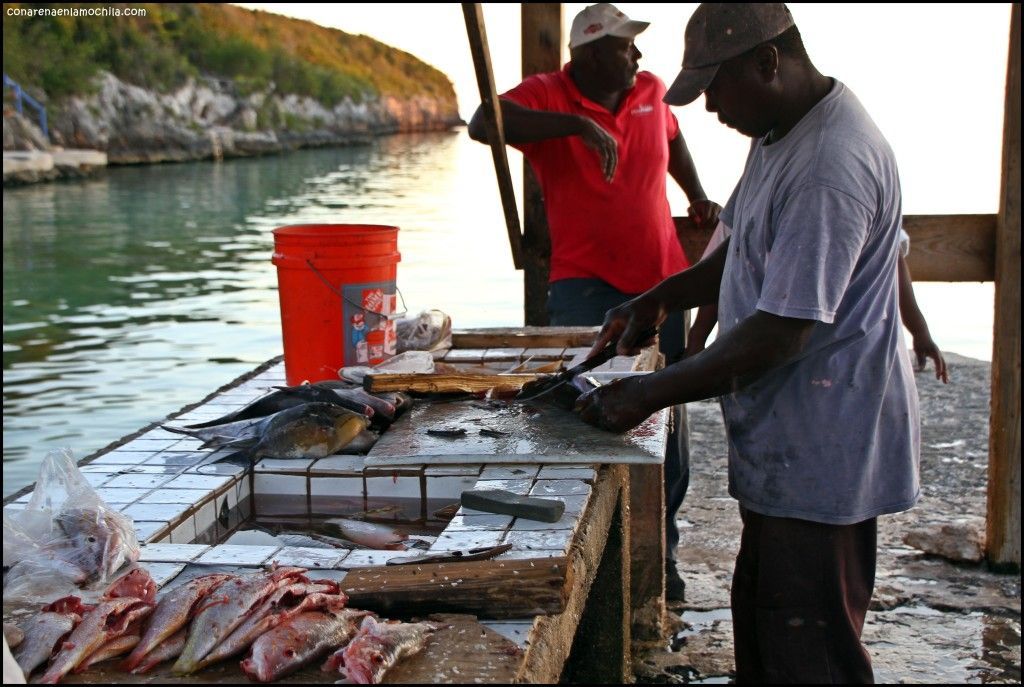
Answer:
[{"left": 238, "top": 3, "right": 1013, "bottom": 216}]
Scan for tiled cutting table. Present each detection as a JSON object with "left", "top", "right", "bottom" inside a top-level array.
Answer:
[{"left": 3, "top": 327, "right": 670, "bottom": 683}]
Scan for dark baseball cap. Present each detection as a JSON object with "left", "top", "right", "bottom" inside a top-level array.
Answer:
[{"left": 664, "top": 3, "right": 795, "bottom": 106}]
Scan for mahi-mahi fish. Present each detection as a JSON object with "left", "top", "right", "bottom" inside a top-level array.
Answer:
[
  {"left": 321, "top": 616, "right": 442, "bottom": 684},
  {"left": 242, "top": 608, "right": 371, "bottom": 682},
  {"left": 120, "top": 573, "right": 233, "bottom": 672},
  {"left": 171, "top": 567, "right": 306, "bottom": 675}
]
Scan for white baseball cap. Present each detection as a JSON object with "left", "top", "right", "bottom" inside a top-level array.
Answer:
[{"left": 569, "top": 3, "right": 650, "bottom": 50}]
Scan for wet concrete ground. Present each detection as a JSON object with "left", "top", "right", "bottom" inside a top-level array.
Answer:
[{"left": 634, "top": 354, "right": 1022, "bottom": 683}]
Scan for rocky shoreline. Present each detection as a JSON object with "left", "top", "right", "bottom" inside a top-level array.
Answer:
[
  {"left": 3, "top": 70, "right": 462, "bottom": 186},
  {"left": 637, "top": 353, "right": 1021, "bottom": 683}
]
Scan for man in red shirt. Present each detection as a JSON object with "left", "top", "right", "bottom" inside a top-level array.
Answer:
[{"left": 468, "top": 3, "right": 719, "bottom": 601}]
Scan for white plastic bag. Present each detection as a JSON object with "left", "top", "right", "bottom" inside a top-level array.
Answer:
[
  {"left": 3, "top": 449, "right": 140, "bottom": 603},
  {"left": 396, "top": 309, "right": 452, "bottom": 353}
]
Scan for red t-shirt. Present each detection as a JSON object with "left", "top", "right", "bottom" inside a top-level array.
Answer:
[{"left": 502, "top": 65, "right": 689, "bottom": 294}]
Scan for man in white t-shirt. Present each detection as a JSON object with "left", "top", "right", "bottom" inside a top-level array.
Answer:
[{"left": 576, "top": 4, "right": 922, "bottom": 682}]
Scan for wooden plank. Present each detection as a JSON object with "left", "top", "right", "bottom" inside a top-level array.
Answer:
[
  {"left": 521, "top": 3, "right": 562, "bottom": 325},
  {"left": 365, "top": 399, "right": 668, "bottom": 466},
  {"left": 676, "top": 214, "right": 998, "bottom": 281},
  {"left": 517, "top": 465, "right": 627, "bottom": 682},
  {"left": 987, "top": 2, "right": 1021, "bottom": 569},
  {"left": 629, "top": 461, "right": 665, "bottom": 642},
  {"left": 463, "top": 3, "right": 524, "bottom": 269},
  {"left": 452, "top": 326, "right": 600, "bottom": 349},
  {"left": 383, "top": 615, "right": 522, "bottom": 683},
  {"left": 563, "top": 480, "right": 631, "bottom": 683},
  {"left": 903, "top": 214, "right": 996, "bottom": 281},
  {"left": 342, "top": 557, "right": 569, "bottom": 619},
  {"left": 364, "top": 372, "right": 541, "bottom": 394}
]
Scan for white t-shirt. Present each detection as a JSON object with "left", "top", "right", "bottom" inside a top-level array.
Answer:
[{"left": 717, "top": 80, "right": 920, "bottom": 525}]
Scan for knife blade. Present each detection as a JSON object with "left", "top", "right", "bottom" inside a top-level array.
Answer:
[{"left": 515, "top": 326, "right": 658, "bottom": 402}]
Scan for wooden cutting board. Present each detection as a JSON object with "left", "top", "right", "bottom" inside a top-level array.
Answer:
[{"left": 365, "top": 398, "right": 667, "bottom": 466}]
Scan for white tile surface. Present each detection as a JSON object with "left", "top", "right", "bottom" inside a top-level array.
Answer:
[
  {"left": 365, "top": 476, "right": 421, "bottom": 500},
  {"left": 255, "top": 473, "right": 307, "bottom": 496},
  {"left": 530, "top": 480, "right": 591, "bottom": 497},
  {"left": 94, "top": 487, "right": 153, "bottom": 505},
  {"left": 430, "top": 530, "right": 505, "bottom": 551},
  {"left": 473, "top": 479, "right": 533, "bottom": 495},
  {"left": 196, "top": 545, "right": 280, "bottom": 566},
  {"left": 503, "top": 529, "right": 572, "bottom": 553},
  {"left": 479, "top": 465, "right": 540, "bottom": 480},
  {"left": 310, "top": 477, "right": 364, "bottom": 498},
  {"left": 165, "top": 473, "right": 234, "bottom": 492},
  {"left": 134, "top": 521, "right": 170, "bottom": 542},
  {"left": 480, "top": 620, "right": 534, "bottom": 648},
  {"left": 445, "top": 513, "right": 514, "bottom": 531},
  {"left": 138, "top": 543, "right": 210, "bottom": 562},
  {"left": 339, "top": 550, "right": 411, "bottom": 568},
  {"left": 90, "top": 453, "right": 152, "bottom": 466},
  {"left": 144, "top": 562, "right": 187, "bottom": 588},
  {"left": 310, "top": 455, "right": 366, "bottom": 474},
  {"left": 139, "top": 489, "right": 212, "bottom": 505},
  {"left": 536, "top": 466, "right": 597, "bottom": 482},
  {"left": 424, "top": 465, "right": 481, "bottom": 477},
  {"left": 122, "top": 502, "right": 189, "bottom": 523},
  {"left": 256, "top": 458, "right": 314, "bottom": 473},
  {"left": 425, "top": 475, "right": 478, "bottom": 500},
  {"left": 169, "top": 517, "right": 198, "bottom": 544},
  {"left": 270, "top": 547, "right": 345, "bottom": 570}
]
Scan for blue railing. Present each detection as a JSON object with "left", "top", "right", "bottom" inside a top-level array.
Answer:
[{"left": 3, "top": 73, "right": 48, "bottom": 140}]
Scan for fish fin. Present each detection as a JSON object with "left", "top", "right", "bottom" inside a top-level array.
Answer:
[
  {"left": 161, "top": 425, "right": 197, "bottom": 437},
  {"left": 183, "top": 415, "right": 238, "bottom": 429}
]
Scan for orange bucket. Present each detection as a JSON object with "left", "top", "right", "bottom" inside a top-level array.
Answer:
[{"left": 271, "top": 224, "right": 402, "bottom": 385}]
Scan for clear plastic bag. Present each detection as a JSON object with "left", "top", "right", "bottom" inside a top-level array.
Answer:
[
  {"left": 396, "top": 309, "right": 452, "bottom": 353},
  {"left": 2, "top": 449, "right": 140, "bottom": 604}
]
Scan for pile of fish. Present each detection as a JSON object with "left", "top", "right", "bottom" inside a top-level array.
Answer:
[
  {"left": 10, "top": 566, "right": 440, "bottom": 684},
  {"left": 164, "top": 381, "right": 412, "bottom": 466}
]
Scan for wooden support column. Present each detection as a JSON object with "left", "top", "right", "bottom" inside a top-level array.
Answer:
[
  {"left": 987, "top": 2, "right": 1021, "bottom": 570},
  {"left": 521, "top": 3, "right": 561, "bottom": 325}
]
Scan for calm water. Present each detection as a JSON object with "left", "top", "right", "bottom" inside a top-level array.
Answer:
[{"left": 2, "top": 131, "right": 994, "bottom": 498}]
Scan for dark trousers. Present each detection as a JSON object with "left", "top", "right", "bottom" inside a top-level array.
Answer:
[
  {"left": 731, "top": 507, "right": 877, "bottom": 684},
  {"left": 548, "top": 277, "right": 690, "bottom": 563}
]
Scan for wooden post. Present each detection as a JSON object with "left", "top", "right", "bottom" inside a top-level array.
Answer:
[
  {"left": 463, "top": 3, "right": 524, "bottom": 269},
  {"left": 521, "top": 4, "right": 562, "bottom": 325},
  {"left": 987, "top": 2, "right": 1021, "bottom": 570}
]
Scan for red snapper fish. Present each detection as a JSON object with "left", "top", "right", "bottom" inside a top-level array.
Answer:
[{"left": 241, "top": 608, "right": 372, "bottom": 682}]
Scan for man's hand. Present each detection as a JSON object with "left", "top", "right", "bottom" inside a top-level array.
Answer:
[
  {"left": 577, "top": 116, "right": 618, "bottom": 182},
  {"left": 688, "top": 199, "right": 722, "bottom": 229},
  {"left": 575, "top": 375, "right": 652, "bottom": 433},
  {"left": 912, "top": 334, "right": 949, "bottom": 383},
  {"left": 589, "top": 293, "right": 664, "bottom": 358}
]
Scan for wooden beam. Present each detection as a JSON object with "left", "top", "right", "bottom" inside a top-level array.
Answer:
[
  {"left": 364, "top": 372, "right": 542, "bottom": 394},
  {"left": 463, "top": 3, "right": 524, "bottom": 269},
  {"left": 451, "top": 326, "right": 599, "bottom": 349},
  {"left": 987, "top": 2, "right": 1021, "bottom": 570},
  {"left": 674, "top": 214, "right": 997, "bottom": 282},
  {"left": 342, "top": 556, "right": 569, "bottom": 619},
  {"left": 903, "top": 214, "right": 996, "bottom": 282},
  {"left": 521, "top": 4, "right": 562, "bottom": 324}
]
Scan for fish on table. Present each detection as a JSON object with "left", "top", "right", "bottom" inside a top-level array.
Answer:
[
  {"left": 182, "top": 380, "right": 395, "bottom": 429},
  {"left": 36, "top": 568, "right": 157, "bottom": 684},
  {"left": 182, "top": 402, "right": 371, "bottom": 468},
  {"left": 171, "top": 566, "right": 307, "bottom": 675},
  {"left": 322, "top": 616, "right": 442, "bottom": 684},
  {"left": 192, "top": 580, "right": 346, "bottom": 671},
  {"left": 12, "top": 597, "right": 89, "bottom": 678},
  {"left": 47, "top": 506, "right": 139, "bottom": 584},
  {"left": 242, "top": 608, "right": 372, "bottom": 682},
  {"left": 121, "top": 573, "right": 233, "bottom": 672}
]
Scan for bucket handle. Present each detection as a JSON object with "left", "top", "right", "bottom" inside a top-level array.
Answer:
[{"left": 305, "top": 259, "right": 408, "bottom": 320}]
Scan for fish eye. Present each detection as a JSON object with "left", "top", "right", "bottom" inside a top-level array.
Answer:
[
  {"left": 284, "top": 649, "right": 295, "bottom": 657},
  {"left": 371, "top": 653, "right": 384, "bottom": 664}
]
